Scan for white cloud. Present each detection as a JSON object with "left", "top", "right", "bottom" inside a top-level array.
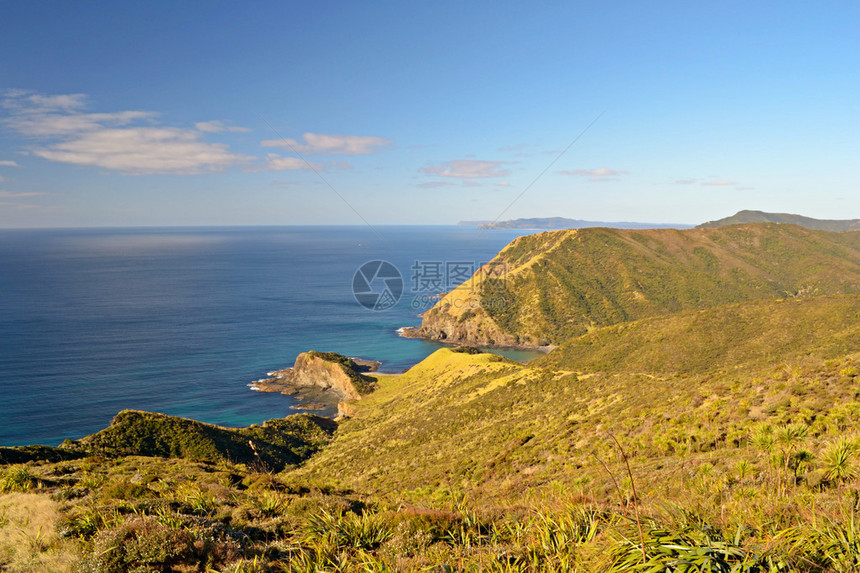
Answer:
[
  {"left": 673, "top": 178, "right": 697, "bottom": 185},
  {"left": 420, "top": 160, "right": 509, "bottom": 179},
  {"left": 2, "top": 91, "right": 249, "bottom": 174},
  {"left": 7, "top": 110, "right": 155, "bottom": 136},
  {"left": 560, "top": 167, "right": 628, "bottom": 177},
  {"left": 261, "top": 132, "right": 390, "bottom": 155},
  {"left": 0, "top": 190, "right": 43, "bottom": 198},
  {"left": 195, "top": 120, "right": 251, "bottom": 133},
  {"left": 701, "top": 179, "right": 734, "bottom": 186},
  {"left": 495, "top": 181, "right": 511, "bottom": 187},
  {"left": 257, "top": 154, "right": 322, "bottom": 172},
  {"left": 2, "top": 91, "right": 87, "bottom": 112},
  {"left": 0, "top": 188, "right": 43, "bottom": 210},
  {"left": 32, "top": 127, "right": 246, "bottom": 174},
  {"left": 2, "top": 92, "right": 382, "bottom": 175}
]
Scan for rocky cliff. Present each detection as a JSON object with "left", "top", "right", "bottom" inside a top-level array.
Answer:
[
  {"left": 252, "top": 351, "right": 377, "bottom": 405},
  {"left": 419, "top": 303, "right": 522, "bottom": 347},
  {"left": 416, "top": 230, "right": 572, "bottom": 348}
]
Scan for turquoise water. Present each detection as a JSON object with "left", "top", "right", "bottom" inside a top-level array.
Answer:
[{"left": 0, "top": 226, "right": 537, "bottom": 446}]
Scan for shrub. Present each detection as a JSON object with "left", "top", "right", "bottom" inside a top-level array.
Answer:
[
  {"left": 840, "top": 366, "right": 858, "bottom": 378},
  {"left": 255, "top": 491, "right": 285, "bottom": 518},
  {"left": 451, "top": 346, "right": 482, "bottom": 354},
  {"left": 102, "top": 480, "right": 153, "bottom": 500},
  {"left": 821, "top": 438, "right": 858, "bottom": 485},
  {"left": 303, "top": 510, "right": 392, "bottom": 552},
  {"left": 75, "top": 516, "right": 243, "bottom": 572},
  {"left": 0, "top": 466, "right": 36, "bottom": 493},
  {"left": 57, "top": 506, "right": 111, "bottom": 540},
  {"left": 380, "top": 521, "right": 434, "bottom": 558}
]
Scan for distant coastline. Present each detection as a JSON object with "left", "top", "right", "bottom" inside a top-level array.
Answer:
[{"left": 462, "top": 217, "right": 693, "bottom": 230}]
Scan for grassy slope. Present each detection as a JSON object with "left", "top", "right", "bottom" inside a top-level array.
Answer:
[
  {"left": 424, "top": 224, "right": 860, "bottom": 346},
  {"left": 0, "top": 455, "right": 368, "bottom": 573},
  {"left": 303, "top": 295, "right": 860, "bottom": 505},
  {"left": 537, "top": 294, "right": 860, "bottom": 375},
  {"left": 0, "top": 493, "right": 77, "bottom": 571}
]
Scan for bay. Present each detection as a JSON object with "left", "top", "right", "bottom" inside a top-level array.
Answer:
[{"left": 0, "top": 225, "right": 536, "bottom": 446}]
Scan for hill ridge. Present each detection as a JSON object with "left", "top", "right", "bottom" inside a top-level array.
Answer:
[
  {"left": 698, "top": 209, "right": 860, "bottom": 231},
  {"left": 418, "top": 223, "right": 860, "bottom": 347}
]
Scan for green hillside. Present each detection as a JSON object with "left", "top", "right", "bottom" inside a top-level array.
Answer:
[
  {"left": 420, "top": 223, "right": 860, "bottom": 347},
  {"left": 698, "top": 209, "right": 860, "bottom": 232},
  {"left": 303, "top": 295, "right": 860, "bottom": 499},
  {"left": 537, "top": 294, "right": 860, "bottom": 375},
  {"left": 61, "top": 410, "right": 336, "bottom": 471}
]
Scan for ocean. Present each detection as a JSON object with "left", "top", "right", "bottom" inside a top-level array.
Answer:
[{"left": 0, "top": 225, "right": 537, "bottom": 447}]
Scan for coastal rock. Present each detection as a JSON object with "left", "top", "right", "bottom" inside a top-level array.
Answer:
[
  {"left": 251, "top": 351, "right": 378, "bottom": 402},
  {"left": 336, "top": 401, "right": 357, "bottom": 420},
  {"left": 413, "top": 253, "right": 540, "bottom": 348},
  {"left": 291, "top": 352, "right": 369, "bottom": 400},
  {"left": 411, "top": 236, "right": 560, "bottom": 349},
  {"left": 418, "top": 304, "right": 522, "bottom": 348}
]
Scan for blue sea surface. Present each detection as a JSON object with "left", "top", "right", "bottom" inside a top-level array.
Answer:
[{"left": 0, "top": 225, "right": 536, "bottom": 446}]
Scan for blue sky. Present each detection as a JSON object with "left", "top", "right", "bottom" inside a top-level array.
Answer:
[{"left": 0, "top": 1, "right": 857, "bottom": 227}]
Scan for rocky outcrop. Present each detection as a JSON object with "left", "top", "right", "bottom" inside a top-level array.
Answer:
[
  {"left": 337, "top": 401, "right": 357, "bottom": 419},
  {"left": 418, "top": 305, "right": 522, "bottom": 348},
  {"left": 251, "top": 352, "right": 378, "bottom": 418},
  {"left": 289, "top": 352, "right": 366, "bottom": 400}
]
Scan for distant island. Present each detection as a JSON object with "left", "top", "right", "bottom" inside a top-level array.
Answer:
[
  {"left": 698, "top": 209, "right": 860, "bottom": 232},
  {"left": 465, "top": 216, "right": 693, "bottom": 230},
  {"left": 462, "top": 210, "right": 860, "bottom": 232}
]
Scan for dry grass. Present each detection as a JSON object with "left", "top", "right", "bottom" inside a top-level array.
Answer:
[{"left": 0, "top": 493, "right": 77, "bottom": 572}]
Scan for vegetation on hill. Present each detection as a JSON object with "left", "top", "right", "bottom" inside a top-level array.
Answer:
[
  {"left": 537, "top": 294, "right": 860, "bottom": 374},
  {"left": 61, "top": 410, "right": 336, "bottom": 471},
  {"left": 304, "top": 297, "right": 860, "bottom": 499},
  {"left": 698, "top": 209, "right": 860, "bottom": 232},
  {"left": 420, "top": 223, "right": 860, "bottom": 347},
  {"left": 0, "top": 445, "right": 84, "bottom": 465},
  {"left": 4, "top": 222, "right": 860, "bottom": 570}
]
